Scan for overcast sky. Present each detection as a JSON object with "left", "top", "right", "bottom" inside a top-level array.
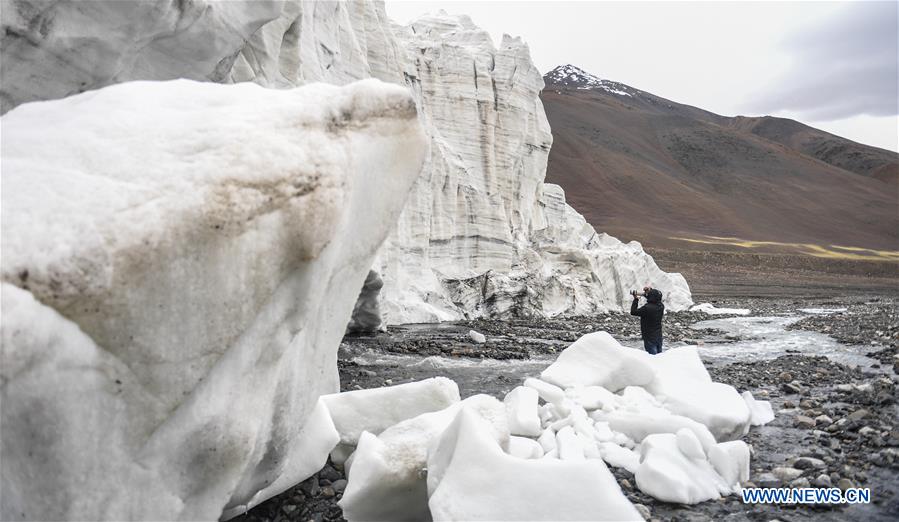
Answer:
[{"left": 386, "top": 0, "right": 898, "bottom": 152}]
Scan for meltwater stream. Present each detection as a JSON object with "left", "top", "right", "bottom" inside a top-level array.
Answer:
[
  {"left": 342, "top": 309, "right": 882, "bottom": 398},
  {"left": 688, "top": 314, "right": 880, "bottom": 369}
]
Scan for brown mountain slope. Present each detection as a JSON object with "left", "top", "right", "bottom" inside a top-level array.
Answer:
[
  {"left": 727, "top": 115, "right": 899, "bottom": 185},
  {"left": 541, "top": 65, "right": 899, "bottom": 259}
]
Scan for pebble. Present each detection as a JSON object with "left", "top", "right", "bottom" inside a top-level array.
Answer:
[
  {"left": 813, "top": 474, "right": 832, "bottom": 487},
  {"left": 847, "top": 409, "right": 869, "bottom": 421},
  {"left": 838, "top": 478, "right": 855, "bottom": 491},
  {"left": 814, "top": 415, "right": 833, "bottom": 426},
  {"left": 773, "top": 467, "right": 803, "bottom": 481},
  {"left": 320, "top": 486, "right": 336, "bottom": 499},
  {"left": 794, "top": 415, "right": 817, "bottom": 429},
  {"left": 790, "top": 477, "right": 811, "bottom": 488},
  {"left": 778, "top": 372, "right": 793, "bottom": 383},
  {"left": 793, "top": 457, "right": 825, "bottom": 469},
  {"left": 331, "top": 479, "right": 347, "bottom": 493},
  {"left": 634, "top": 503, "right": 651, "bottom": 520},
  {"left": 858, "top": 426, "right": 876, "bottom": 436},
  {"left": 782, "top": 382, "right": 803, "bottom": 394},
  {"left": 755, "top": 472, "right": 779, "bottom": 488}
]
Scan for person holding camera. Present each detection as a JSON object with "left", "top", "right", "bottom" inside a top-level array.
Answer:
[{"left": 630, "top": 286, "right": 664, "bottom": 355}]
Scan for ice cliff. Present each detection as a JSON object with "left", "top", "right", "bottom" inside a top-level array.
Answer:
[
  {"left": 0, "top": 79, "right": 427, "bottom": 520},
  {"left": 0, "top": 0, "right": 692, "bottom": 326}
]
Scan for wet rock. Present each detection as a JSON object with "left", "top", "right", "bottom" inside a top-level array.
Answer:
[
  {"left": 782, "top": 382, "right": 803, "bottom": 394},
  {"left": 814, "top": 415, "right": 833, "bottom": 427},
  {"left": 790, "top": 477, "right": 811, "bottom": 488},
  {"left": 813, "top": 474, "right": 832, "bottom": 487},
  {"left": 755, "top": 472, "right": 779, "bottom": 488},
  {"left": 794, "top": 457, "right": 825, "bottom": 470},
  {"left": 773, "top": 467, "right": 803, "bottom": 481},
  {"left": 795, "top": 415, "right": 817, "bottom": 429},
  {"left": 848, "top": 409, "right": 870, "bottom": 421}
]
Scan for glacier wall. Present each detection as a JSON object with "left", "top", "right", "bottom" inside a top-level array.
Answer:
[
  {"left": 376, "top": 13, "right": 691, "bottom": 322},
  {"left": 1, "top": 0, "right": 692, "bottom": 326}
]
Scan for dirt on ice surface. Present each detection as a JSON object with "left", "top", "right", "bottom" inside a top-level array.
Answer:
[{"left": 237, "top": 296, "right": 898, "bottom": 522}]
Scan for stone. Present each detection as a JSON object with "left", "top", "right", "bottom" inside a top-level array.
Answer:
[
  {"left": 838, "top": 478, "right": 854, "bottom": 491},
  {"left": 789, "top": 478, "right": 811, "bottom": 489},
  {"left": 815, "top": 415, "right": 834, "bottom": 427},
  {"left": 795, "top": 415, "right": 817, "bottom": 429},
  {"left": 859, "top": 426, "right": 876, "bottom": 436},
  {"left": 847, "top": 409, "right": 870, "bottom": 421},
  {"left": 772, "top": 467, "right": 803, "bottom": 481},
  {"left": 812, "top": 473, "right": 833, "bottom": 488},
  {"left": 331, "top": 479, "right": 348, "bottom": 494},
  {"left": 783, "top": 400, "right": 796, "bottom": 409},
  {"left": 755, "top": 473, "right": 779, "bottom": 488},
  {"left": 634, "top": 503, "right": 652, "bottom": 520},
  {"left": 782, "top": 382, "right": 803, "bottom": 394},
  {"left": 777, "top": 372, "right": 793, "bottom": 383},
  {"left": 793, "top": 457, "right": 826, "bottom": 470}
]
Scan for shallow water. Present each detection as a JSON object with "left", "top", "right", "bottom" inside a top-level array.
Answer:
[
  {"left": 345, "top": 309, "right": 882, "bottom": 397},
  {"left": 690, "top": 314, "right": 879, "bottom": 369}
]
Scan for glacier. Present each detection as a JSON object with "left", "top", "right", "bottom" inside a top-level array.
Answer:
[
  {"left": 0, "top": 79, "right": 427, "bottom": 521},
  {"left": 1, "top": 0, "right": 692, "bottom": 326}
]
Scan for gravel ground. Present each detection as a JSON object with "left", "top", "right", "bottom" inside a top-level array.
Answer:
[{"left": 235, "top": 296, "right": 899, "bottom": 522}]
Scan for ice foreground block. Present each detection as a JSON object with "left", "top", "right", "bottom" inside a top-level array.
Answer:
[
  {"left": 426, "top": 408, "right": 643, "bottom": 521},
  {"left": 0, "top": 79, "right": 427, "bottom": 521},
  {"left": 339, "top": 395, "right": 508, "bottom": 522}
]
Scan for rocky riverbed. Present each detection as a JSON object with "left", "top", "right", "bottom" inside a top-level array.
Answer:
[{"left": 236, "top": 296, "right": 898, "bottom": 522}]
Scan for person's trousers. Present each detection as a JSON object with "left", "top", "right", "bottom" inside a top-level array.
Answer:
[{"left": 643, "top": 338, "right": 663, "bottom": 355}]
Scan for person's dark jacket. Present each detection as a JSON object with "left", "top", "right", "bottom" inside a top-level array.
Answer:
[{"left": 631, "top": 289, "right": 664, "bottom": 341}]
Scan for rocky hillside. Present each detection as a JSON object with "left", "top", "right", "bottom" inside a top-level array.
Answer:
[{"left": 541, "top": 65, "right": 899, "bottom": 255}]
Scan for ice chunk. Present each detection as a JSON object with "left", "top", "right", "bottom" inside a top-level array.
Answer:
[
  {"left": 635, "top": 433, "right": 729, "bottom": 504},
  {"left": 742, "top": 391, "right": 775, "bottom": 426},
  {"left": 0, "top": 79, "right": 427, "bottom": 521},
  {"left": 508, "top": 436, "right": 545, "bottom": 459},
  {"left": 537, "top": 428, "right": 557, "bottom": 453},
  {"left": 567, "top": 385, "right": 620, "bottom": 411},
  {"left": 322, "top": 377, "right": 460, "bottom": 458},
  {"left": 646, "top": 347, "right": 750, "bottom": 441},
  {"left": 604, "top": 412, "right": 717, "bottom": 452},
  {"left": 469, "top": 330, "right": 487, "bottom": 344},
  {"left": 427, "top": 409, "right": 642, "bottom": 521},
  {"left": 690, "top": 303, "right": 750, "bottom": 315},
  {"left": 524, "top": 377, "right": 566, "bottom": 405},
  {"left": 598, "top": 443, "right": 641, "bottom": 474},
  {"left": 339, "top": 395, "right": 506, "bottom": 522},
  {"left": 504, "top": 386, "right": 542, "bottom": 437},
  {"left": 556, "top": 426, "right": 585, "bottom": 461},
  {"left": 709, "top": 440, "right": 750, "bottom": 488},
  {"left": 676, "top": 428, "right": 707, "bottom": 460},
  {"left": 540, "top": 332, "right": 654, "bottom": 391}
]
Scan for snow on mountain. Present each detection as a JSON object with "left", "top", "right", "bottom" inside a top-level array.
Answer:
[{"left": 544, "top": 64, "right": 635, "bottom": 96}]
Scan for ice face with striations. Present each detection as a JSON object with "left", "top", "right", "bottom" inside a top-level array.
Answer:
[
  {"left": 375, "top": 13, "right": 691, "bottom": 323},
  {"left": 0, "top": 79, "right": 427, "bottom": 521},
  {"left": 0, "top": 1, "right": 692, "bottom": 326}
]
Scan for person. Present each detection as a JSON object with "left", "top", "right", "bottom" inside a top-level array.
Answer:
[{"left": 630, "top": 286, "right": 664, "bottom": 354}]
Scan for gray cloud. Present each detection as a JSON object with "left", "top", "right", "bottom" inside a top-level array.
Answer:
[{"left": 746, "top": 1, "right": 897, "bottom": 120}]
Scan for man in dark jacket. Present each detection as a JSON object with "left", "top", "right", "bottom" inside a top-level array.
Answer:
[{"left": 630, "top": 286, "right": 664, "bottom": 354}]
